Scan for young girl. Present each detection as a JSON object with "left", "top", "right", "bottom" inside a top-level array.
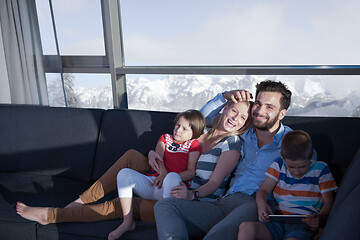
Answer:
[{"left": 105, "top": 109, "right": 206, "bottom": 240}]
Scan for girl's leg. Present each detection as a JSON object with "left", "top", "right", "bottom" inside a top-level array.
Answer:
[
  {"left": 161, "top": 172, "right": 182, "bottom": 198},
  {"left": 108, "top": 197, "right": 135, "bottom": 240},
  {"left": 108, "top": 168, "right": 156, "bottom": 239},
  {"left": 69, "top": 149, "right": 149, "bottom": 207}
]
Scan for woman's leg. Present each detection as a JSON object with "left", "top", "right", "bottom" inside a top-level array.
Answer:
[
  {"left": 72, "top": 149, "right": 150, "bottom": 206},
  {"left": 18, "top": 196, "right": 157, "bottom": 224},
  {"left": 17, "top": 198, "right": 122, "bottom": 224}
]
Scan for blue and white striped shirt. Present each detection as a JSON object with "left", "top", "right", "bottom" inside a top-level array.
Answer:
[{"left": 190, "top": 135, "right": 242, "bottom": 202}]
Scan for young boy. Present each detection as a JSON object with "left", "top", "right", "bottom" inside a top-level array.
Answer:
[{"left": 238, "top": 130, "right": 338, "bottom": 240}]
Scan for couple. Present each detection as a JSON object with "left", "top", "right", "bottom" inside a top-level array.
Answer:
[{"left": 17, "top": 80, "right": 292, "bottom": 240}]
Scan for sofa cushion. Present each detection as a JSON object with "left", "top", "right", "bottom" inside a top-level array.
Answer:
[
  {"left": 92, "top": 109, "right": 176, "bottom": 181},
  {"left": 37, "top": 219, "right": 157, "bottom": 240},
  {"left": 0, "top": 105, "right": 104, "bottom": 181},
  {"left": 0, "top": 172, "right": 91, "bottom": 240},
  {"left": 320, "top": 184, "right": 360, "bottom": 240},
  {"left": 325, "top": 148, "right": 360, "bottom": 222}
]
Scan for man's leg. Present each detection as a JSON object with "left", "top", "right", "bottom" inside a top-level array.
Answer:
[
  {"left": 154, "top": 198, "right": 225, "bottom": 240},
  {"left": 203, "top": 192, "right": 258, "bottom": 240}
]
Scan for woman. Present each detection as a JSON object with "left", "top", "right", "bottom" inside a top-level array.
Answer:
[
  {"left": 151, "top": 100, "right": 252, "bottom": 202},
  {"left": 16, "top": 101, "right": 252, "bottom": 236}
]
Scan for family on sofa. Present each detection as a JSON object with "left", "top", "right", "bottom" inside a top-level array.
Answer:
[{"left": 13, "top": 80, "right": 342, "bottom": 240}]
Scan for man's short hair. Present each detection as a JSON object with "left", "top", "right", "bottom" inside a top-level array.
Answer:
[
  {"left": 255, "top": 80, "right": 292, "bottom": 110},
  {"left": 281, "top": 130, "right": 313, "bottom": 161}
]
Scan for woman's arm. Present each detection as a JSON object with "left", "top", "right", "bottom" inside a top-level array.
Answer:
[
  {"left": 200, "top": 93, "right": 227, "bottom": 126},
  {"left": 171, "top": 150, "right": 241, "bottom": 200},
  {"left": 178, "top": 151, "right": 200, "bottom": 181},
  {"left": 256, "top": 177, "right": 277, "bottom": 221},
  {"left": 148, "top": 141, "right": 166, "bottom": 173},
  {"left": 149, "top": 141, "right": 168, "bottom": 188}
]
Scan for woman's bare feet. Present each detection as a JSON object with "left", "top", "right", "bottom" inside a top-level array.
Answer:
[
  {"left": 108, "top": 220, "right": 136, "bottom": 240},
  {"left": 16, "top": 202, "right": 49, "bottom": 225},
  {"left": 65, "top": 197, "right": 84, "bottom": 208}
]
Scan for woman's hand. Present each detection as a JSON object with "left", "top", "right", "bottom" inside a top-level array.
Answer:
[
  {"left": 148, "top": 150, "right": 163, "bottom": 173},
  {"left": 170, "top": 182, "right": 192, "bottom": 200}
]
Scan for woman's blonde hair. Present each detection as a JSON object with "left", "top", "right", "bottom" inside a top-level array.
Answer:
[{"left": 206, "top": 101, "right": 253, "bottom": 144}]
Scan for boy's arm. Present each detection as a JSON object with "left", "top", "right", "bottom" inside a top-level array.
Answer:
[
  {"left": 303, "top": 191, "right": 335, "bottom": 231},
  {"left": 178, "top": 151, "right": 200, "bottom": 181},
  {"left": 256, "top": 177, "right": 277, "bottom": 222}
]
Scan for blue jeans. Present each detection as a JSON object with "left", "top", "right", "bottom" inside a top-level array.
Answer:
[{"left": 154, "top": 192, "right": 258, "bottom": 240}]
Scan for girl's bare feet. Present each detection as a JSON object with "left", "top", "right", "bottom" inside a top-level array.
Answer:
[
  {"left": 16, "top": 202, "right": 49, "bottom": 225},
  {"left": 65, "top": 197, "right": 84, "bottom": 208},
  {"left": 108, "top": 220, "right": 136, "bottom": 240}
]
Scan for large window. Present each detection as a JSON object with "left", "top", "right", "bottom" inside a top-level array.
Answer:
[
  {"left": 120, "top": 0, "right": 360, "bottom": 65},
  {"left": 127, "top": 75, "right": 360, "bottom": 117},
  {"left": 35, "top": 0, "right": 360, "bottom": 116}
]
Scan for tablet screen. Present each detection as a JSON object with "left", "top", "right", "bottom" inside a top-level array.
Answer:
[{"left": 268, "top": 215, "right": 306, "bottom": 224}]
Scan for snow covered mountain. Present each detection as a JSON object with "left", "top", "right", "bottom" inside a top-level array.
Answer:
[{"left": 48, "top": 75, "right": 360, "bottom": 117}]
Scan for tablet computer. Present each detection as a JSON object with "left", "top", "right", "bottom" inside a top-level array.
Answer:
[{"left": 268, "top": 215, "right": 306, "bottom": 224}]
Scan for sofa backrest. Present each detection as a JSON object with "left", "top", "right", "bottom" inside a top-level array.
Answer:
[
  {"left": 282, "top": 116, "right": 360, "bottom": 184},
  {"left": 91, "top": 109, "right": 176, "bottom": 181},
  {"left": 0, "top": 104, "right": 104, "bottom": 182},
  {"left": 320, "top": 148, "right": 360, "bottom": 240}
]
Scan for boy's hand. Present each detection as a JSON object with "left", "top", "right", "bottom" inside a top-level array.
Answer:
[
  {"left": 223, "top": 90, "right": 253, "bottom": 103},
  {"left": 257, "top": 202, "right": 272, "bottom": 222},
  {"left": 302, "top": 213, "right": 320, "bottom": 231}
]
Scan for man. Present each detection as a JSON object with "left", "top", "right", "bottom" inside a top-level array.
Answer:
[{"left": 154, "top": 80, "right": 293, "bottom": 240}]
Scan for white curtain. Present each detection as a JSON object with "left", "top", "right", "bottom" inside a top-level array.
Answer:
[{"left": 0, "top": 0, "right": 48, "bottom": 105}]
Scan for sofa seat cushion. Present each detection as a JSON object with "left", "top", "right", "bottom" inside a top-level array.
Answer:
[
  {"left": 0, "top": 172, "right": 90, "bottom": 222},
  {"left": 0, "top": 172, "right": 157, "bottom": 240},
  {"left": 37, "top": 219, "right": 157, "bottom": 240}
]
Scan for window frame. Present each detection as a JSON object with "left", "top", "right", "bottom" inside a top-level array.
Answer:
[{"left": 41, "top": 0, "right": 360, "bottom": 110}]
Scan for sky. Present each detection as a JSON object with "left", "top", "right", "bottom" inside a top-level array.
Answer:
[{"left": 35, "top": 0, "right": 360, "bottom": 111}]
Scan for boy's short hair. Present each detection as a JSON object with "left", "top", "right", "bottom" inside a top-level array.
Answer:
[
  {"left": 255, "top": 80, "right": 292, "bottom": 110},
  {"left": 175, "top": 110, "right": 206, "bottom": 139},
  {"left": 281, "top": 130, "right": 313, "bottom": 161}
]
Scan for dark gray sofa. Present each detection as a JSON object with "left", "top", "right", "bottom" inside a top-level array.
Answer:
[{"left": 0, "top": 104, "right": 359, "bottom": 240}]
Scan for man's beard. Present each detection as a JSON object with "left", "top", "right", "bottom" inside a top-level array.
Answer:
[{"left": 253, "top": 112, "right": 280, "bottom": 131}]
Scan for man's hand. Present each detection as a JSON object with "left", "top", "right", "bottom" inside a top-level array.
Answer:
[{"left": 223, "top": 90, "right": 253, "bottom": 103}]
